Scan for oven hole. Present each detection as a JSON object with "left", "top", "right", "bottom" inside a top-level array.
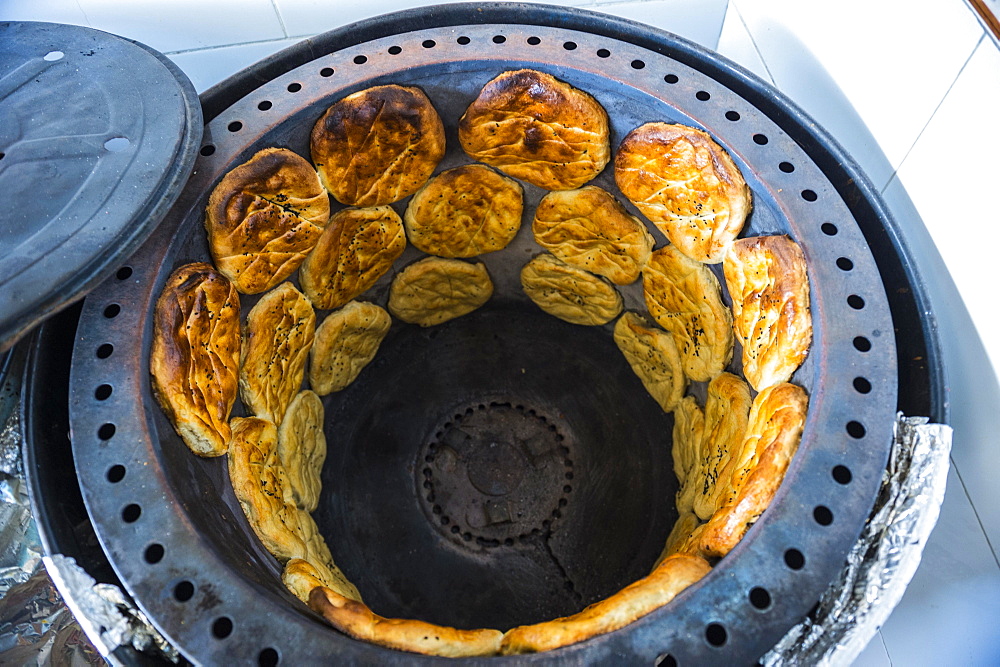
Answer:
[
  {"left": 122, "top": 503, "right": 141, "bottom": 523},
  {"left": 493, "top": 35, "right": 506, "bottom": 44},
  {"left": 847, "top": 294, "right": 865, "bottom": 309},
  {"left": 779, "top": 161, "right": 795, "bottom": 173},
  {"left": 258, "top": 100, "right": 272, "bottom": 111},
  {"left": 597, "top": 48, "right": 610, "bottom": 58},
  {"left": 320, "top": 67, "right": 334, "bottom": 77},
  {"left": 106, "top": 464, "right": 126, "bottom": 483},
  {"left": 144, "top": 543, "right": 165, "bottom": 563},
  {"left": 853, "top": 377, "right": 872, "bottom": 394},
  {"left": 801, "top": 189, "right": 818, "bottom": 202},
  {"left": 696, "top": 90, "right": 711, "bottom": 101},
  {"left": 287, "top": 82, "right": 302, "bottom": 93},
  {"left": 822, "top": 222, "right": 838, "bottom": 235},
  {"left": 353, "top": 55, "right": 367, "bottom": 65},
  {"left": 563, "top": 41, "right": 578, "bottom": 50},
  {"left": 655, "top": 654, "right": 678, "bottom": 666},
  {"left": 846, "top": 421, "right": 866, "bottom": 439},
  {"left": 725, "top": 110, "right": 740, "bottom": 121},
  {"left": 389, "top": 45, "right": 403, "bottom": 54},
  {"left": 95, "top": 384, "right": 113, "bottom": 400},
  {"left": 227, "top": 121, "right": 242, "bottom": 133},
  {"left": 836, "top": 257, "right": 853, "bottom": 271},
  {"left": 98, "top": 423, "right": 116, "bottom": 440},
  {"left": 813, "top": 505, "right": 834, "bottom": 526},
  {"left": 784, "top": 548, "right": 805, "bottom": 570},
  {"left": 753, "top": 133, "right": 768, "bottom": 145},
  {"left": 174, "top": 580, "right": 195, "bottom": 602},
  {"left": 853, "top": 336, "right": 872, "bottom": 352},
  {"left": 212, "top": 616, "right": 233, "bottom": 639},
  {"left": 631, "top": 59, "right": 646, "bottom": 69},
  {"left": 422, "top": 39, "right": 436, "bottom": 49},
  {"left": 832, "top": 465, "right": 853, "bottom": 484},
  {"left": 200, "top": 145, "right": 215, "bottom": 157},
  {"left": 258, "top": 648, "right": 280, "bottom": 667},
  {"left": 103, "top": 304, "right": 121, "bottom": 318},
  {"left": 664, "top": 74, "right": 679, "bottom": 84},
  {"left": 749, "top": 586, "right": 771, "bottom": 609},
  {"left": 116, "top": 266, "right": 133, "bottom": 280},
  {"left": 705, "top": 623, "right": 727, "bottom": 646},
  {"left": 526, "top": 36, "right": 540, "bottom": 45}
]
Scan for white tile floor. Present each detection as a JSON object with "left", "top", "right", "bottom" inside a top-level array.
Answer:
[{"left": 5, "top": 0, "right": 999, "bottom": 663}]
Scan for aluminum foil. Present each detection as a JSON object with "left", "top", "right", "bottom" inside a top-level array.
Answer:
[{"left": 763, "top": 414, "right": 953, "bottom": 666}]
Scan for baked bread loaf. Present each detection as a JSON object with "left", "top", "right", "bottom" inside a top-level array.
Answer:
[
  {"left": 240, "top": 282, "right": 316, "bottom": 426},
  {"left": 724, "top": 235, "right": 812, "bottom": 391},
  {"left": 205, "top": 147, "right": 330, "bottom": 294},
  {"left": 311, "top": 85, "right": 445, "bottom": 206},
  {"left": 388, "top": 257, "right": 493, "bottom": 327},
  {"left": 499, "top": 554, "right": 710, "bottom": 654},
  {"left": 310, "top": 587, "right": 503, "bottom": 657},
  {"left": 310, "top": 301, "right": 391, "bottom": 395},
  {"left": 228, "top": 417, "right": 306, "bottom": 562},
  {"left": 533, "top": 186, "right": 653, "bottom": 285},
  {"left": 691, "top": 373, "right": 752, "bottom": 520},
  {"left": 296, "top": 510, "right": 362, "bottom": 602},
  {"left": 277, "top": 390, "right": 326, "bottom": 512},
  {"left": 642, "top": 245, "right": 733, "bottom": 381},
  {"left": 615, "top": 123, "right": 750, "bottom": 263},
  {"left": 404, "top": 164, "right": 523, "bottom": 258},
  {"left": 699, "top": 383, "right": 808, "bottom": 558},
  {"left": 458, "top": 69, "right": 610, "bottom": 190},
  {"left": 283, "top": 558, "right": 361, "bottom": 606},
  {"left": 613, "top": 312, "right": 686, "bottom": 412},
  {"left": 521, "top": 253, "right": 622, "bottom": 326},
  {"left": 150, "top": 263, "right": 240, "bottom": 457},
  {"left": 672, "top": 395, "right": 706, "bottom": 517},
  {"left": 299, "top": 206, "right": 407, "bottom": 311}
]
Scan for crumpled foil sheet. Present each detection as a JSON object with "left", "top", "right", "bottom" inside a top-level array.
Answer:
[{"left": 762, "top": 414, "right": 953, "bottom": 666}]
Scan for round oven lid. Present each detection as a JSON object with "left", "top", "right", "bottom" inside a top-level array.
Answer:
[{"left": 0, "top": 21, "right": 202, "bottom": 353}]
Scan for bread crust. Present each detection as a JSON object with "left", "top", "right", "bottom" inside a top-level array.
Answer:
[
  {"left": 613, "top": 312, "right": 686, "bottom": 412},
  {"left": 309, "top": 301, "right": 392, "bottom": 395},
  {"left": 521, "top": 253, "right": 622, "bottom": 326},
  {"left": 240, "top": 282, "right": 316, "bottom": 425},
  {"left": 205, "top": 147, "right": 330, "bottom": 294},
  {"left": 404, "top": 164, "right": 523, "bottom": 257},
  {"left": 311, "top": 85, "right": 445, "bottom": 206},
  {"left": 642, "top": 245, "right": 733, "bottom": 381},
  {"left": 533, "top": 186, "right": 653, "bottom": 285},
  {"left": 150, "top": 263, "right": 240, "bottom": 457},
  {"left": 692, "top": 373, "right": 752, "bottom": 520},
  {"left": 299, "top": 206, "right": 406, "bottom": 310},
  {"left": 615, "top": 123, "right": 750, "bottom": 263},
  {"left": 698, "top": 383, "right": 808, "bottom": 557},
  {"left": 499, "top": 554, "right": 710, "bottom": 654},
  {"left": 283, "top": 558, "right": 361, "bottom": 605},
  {"left": 276, "top": 390, "right": 326, "bottom": 512},
  {"left": 388, "top": 257, "right": 493, "bottom": 327},
  {"left": 672, "top": 395, "right": 705, "bottom": 516},
  {"left": 723, "top": 235, "right": 812, "bottom": 391},
  {"left": 459, "top": 69, "right": 610, "bottom": 190},
  {"left": 309, "top": 587, "right": 503, "bottom": 657}
]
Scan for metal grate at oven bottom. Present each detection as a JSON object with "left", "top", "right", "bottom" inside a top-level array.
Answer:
[{"left": 61, "top": 4, "right": 902, "bottom": 664}]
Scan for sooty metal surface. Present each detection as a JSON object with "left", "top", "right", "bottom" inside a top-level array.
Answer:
[{"left": 64, "top": 4, "right": 901, "bottom": 664}]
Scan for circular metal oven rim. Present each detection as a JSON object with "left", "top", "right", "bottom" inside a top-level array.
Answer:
[{"left": 61, "top": 4, "right": 911, "bottom": 664}]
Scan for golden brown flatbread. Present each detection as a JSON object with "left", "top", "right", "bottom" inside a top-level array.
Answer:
[
  {"left": 295, "top": 511, "right": 362, "bottom": 602},
  {"left": 283, "top": 557, "right": 361, "bottom": 606},
  {"left": 533, "top": 186, "right": 653, "bottom": 285},
  {"left": 673, "top": 395, "right": 706, "bottom": 517},
  {"left": 228, "top": 417, "right": 305, "bottom": 562},
  {"left": 403, "top": 164, "right": 523, "bottom": 257},
  {"left": 276, "top": 390, "right": 326, "bottom": 513},
  {"left": 691, "top": 373, "right": 752, "bottom": 520},
  {"left": 240, "top": 282, "right": 316, "bottom": 425},
  {"left": 310, "top": 587, "right": 503, "bottom": 657},
  {"left": 205, "top": 148, "right": 330, "bottom": 294},
  {"left": 458, "top": 69, "right": 610, "bottom": 190},
  {"left": 613, "top": 312, "right": 686, "bottom": 412},
  {"left": 299, "top": 206, "right": 406, "bottom": 311},
  {"left": 642, "top": 244, "right": 733, "bottom": 382},
  {"left": 521, "top": 253, "right": 622, "bottom": 326},
  {"left": 150, "top": 263, "right": 240, "bottom": 457},
  {"left": 500, "top": 554, "right": 710, "bottom": 654},
  {"left": 388, "top": 257, "right": 493, "bottom": 327},
  {"left": 615, "top": 122, "right": 750, "bottom": 263},
  {"left": 311, "top": 85, "right": 445, "bottom": 206},
  {"left": 309, "top": 301, "right": 391, "bottom": 395},
  {"left": 699, "top": 383, "right": 808, "bottom": 558},
  {"left": 724, "top": 235, "right": 812, "bottom": 391}
]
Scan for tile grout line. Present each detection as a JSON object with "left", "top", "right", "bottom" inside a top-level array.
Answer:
[
  {"left": 879, "top": 32, "right": 985, "bottom": 191},
  {"left": 729, "top": 0, "right": 776, "bottom": 85},
  {"left": 949, "top": 454, "right": 1000, "bottom": 569},
  {"left": 879, "top": 630, "right": 893, "bottom": 666},
  {"left": 269, "top": 0, "right": 290, "bottom": 39}
]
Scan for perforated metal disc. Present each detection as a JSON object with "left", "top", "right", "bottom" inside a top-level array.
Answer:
[{"left": 66, "top": 5, "right": 898, "bottom": 664}]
